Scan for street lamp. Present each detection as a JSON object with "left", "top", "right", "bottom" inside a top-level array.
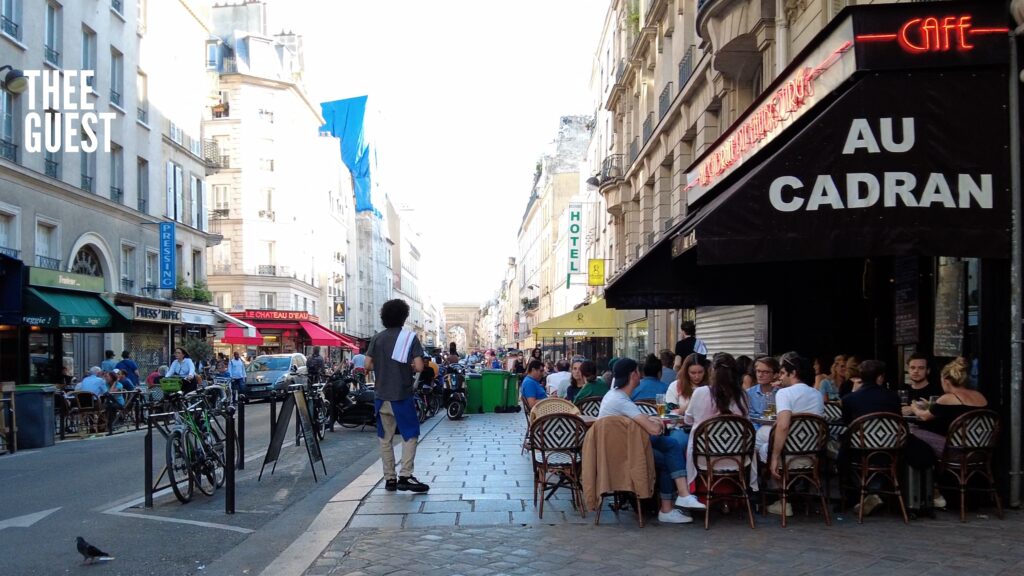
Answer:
[{"left": 0, "top": 65, "right": 28, "bottom": 94}]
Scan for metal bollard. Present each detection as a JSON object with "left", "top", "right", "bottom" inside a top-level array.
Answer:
[
  {"left": 237, "top": 394, "right": 245, "bottom": 470},
  {"left": 225, "top": 406, "right": 235, "bottom": 514},
  {"left": 144, "top": 417, "right": 153, "bottom": 508}
]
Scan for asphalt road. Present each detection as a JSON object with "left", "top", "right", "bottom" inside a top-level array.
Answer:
[{"left": 0, "top": 400, "right": 386, "bottom": 575}]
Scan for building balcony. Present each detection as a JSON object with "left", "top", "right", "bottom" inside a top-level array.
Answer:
[
  {"left": 138, "top": 195, "right": 148, "bottom": 213},
  {"left": 629, "top": 137, "right": 639, "bottom": 165},
  {"left": 120, "top": 277, "right": 134, "bottom": 292},
  {"left": 520, "top": 297, "right": 539, "bottom": 312},
  {"left": 256, "top": 264, "right": 291, "bottom": 277},
  {"left": 44, "top": 159, "right": 59, "bottom": 179},
  {"left": 643, "top": 113, "right": 654, "bottom": 144},
  {"left": 203, "top": 139, "right": 224, "bottom": 173},
  {"left": 659, "top": 82, "right": 674, "bottom": 121},
  {"left": 110, "top": 89, "right": 122, "bottom": 107},
  {"left": 111, "top": 0, "right": 123, "bottom": 15},
  {"left": 137, "top": 107, "right": 148, "bottom": 124},
  {"left": 258, "top": 209, "right": 275, "bottom": 221},
  {"left": 0, "top": 246, "right": 19, "bottom": 259},
  {"left": 1, "top": 15, "right": 20, "bottom": 40},
  {"left": 211, "top": 263, "right": 232, "bottom": 274},
  {"left": 44, "top": 45, "right": 60, "bottom": 67},
  {"left": 211, "top": 208, "right": 230, "bottom": 220},
  {"left": 0, "top": 139, "right": 16, "bottom": 163},
  {"left": 696, "top": 0, "right": 771, "bottom": 80},
  {"left": 600, "top": 154, "right": 624, "bottom": 182},
  {"left": 35, "top": 255, "right": 61, "bottom": 270},
  {"left": 679, "top": 45, "right": 696, "bottom": 91},
  {"left": 110, "top": 186, "right": 123, "bottom": 204},
  {"left": 81, "top": 174, "right": 93, "bottom": 193}
]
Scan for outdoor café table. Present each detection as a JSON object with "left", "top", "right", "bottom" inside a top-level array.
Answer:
[{"left": 750, "top": 416, "right": 777, "bottom": 427}]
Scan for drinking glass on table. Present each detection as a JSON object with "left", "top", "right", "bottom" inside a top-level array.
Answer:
[
  {"left": 928, "top": 395, "right": 939, "bottom": 411},
  {"left": 898, "top": 389, "right": 910, "bottom": 406},
  {"left": 655, "top": 394, "right": 666, "bottom": 417},
  {"left": 764, "top": 391, "right": 776, "bottom": 419}
]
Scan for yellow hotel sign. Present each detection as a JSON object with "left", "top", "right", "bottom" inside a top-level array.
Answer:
[{"left": 587, "top": 259, "right": 605, "bottom": 286}]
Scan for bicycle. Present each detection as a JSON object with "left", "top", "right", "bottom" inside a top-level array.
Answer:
[
  {"left": 165, "top": 388, "right": 234, "bottom": 503},
  {"left": 306, "top": 379, "right": 332, "bottom": 440}
]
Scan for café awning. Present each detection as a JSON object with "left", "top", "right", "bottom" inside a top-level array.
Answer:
[
  {"left": 23, "top": 287, "right": 132, "bottom": 331},
  {"left": 532, "top": 299, "right": 622, "bottom": 338},
  {"left": 222, "top": 324, "right": 264, "bottom": 345},
  {"left": 299, "top": 320, "right": 359, "bottom": 349}
]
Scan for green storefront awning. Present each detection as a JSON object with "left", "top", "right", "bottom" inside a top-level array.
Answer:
[{"left": 23, "top": 287, "right": 132, "bottom": 331}]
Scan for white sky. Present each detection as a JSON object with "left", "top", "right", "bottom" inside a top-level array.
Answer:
[{"left": 264, "top": 0, "right": 607, "bottom": 304}]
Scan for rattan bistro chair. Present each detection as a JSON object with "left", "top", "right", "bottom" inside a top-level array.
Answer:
[
  {"left": 842, "top": 412, "right": 910, "bottom": 524},
  {"left": 529, "top": 398, "right": 580, "bottom": 422},
  {"left": 635, "top": 400, "right": 659, "bottom": 416},
  {"left": 529, "top": 413, "right": 588, "bottom": 519},
  {"left": 938, "top": 409, "right": 1003, "bottom": 522},
  {"left": 759, "top": 414, "right": 831, "bottom": 527},
  {"left": 576, "top": 396, "right": 602, "bottom": 418},
  {"left": 691, "top": 415, "right": 757, "bottom": 529}
]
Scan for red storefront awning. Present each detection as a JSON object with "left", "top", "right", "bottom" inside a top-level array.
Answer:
[
  {"left": 222, "top": 324, "right": 264, "bottom": 345},
  {"left": 299, "top": 321, "right": 359, "bottom": 350}
]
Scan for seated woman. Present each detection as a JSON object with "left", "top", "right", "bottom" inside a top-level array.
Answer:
[
  {"left": 909, "top": 357, "right": 988, "bottom": 456},
  {"left": 667, "top": 353, "right": 704, "bottom": 416},
  {"left": 684, "top": 353, "right": 756, "bottom": 490}
]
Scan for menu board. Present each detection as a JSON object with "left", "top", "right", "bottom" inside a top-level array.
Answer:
[
  {"left": 933, "top": 259, "right": 965, "bottom": 358},
  {"left": 893, "top": 257, "right": 919, "bottom": 345}
]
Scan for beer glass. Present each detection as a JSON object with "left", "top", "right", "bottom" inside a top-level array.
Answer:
[{"left": 656, "top": 393, "right": 666, "bottom": 417}]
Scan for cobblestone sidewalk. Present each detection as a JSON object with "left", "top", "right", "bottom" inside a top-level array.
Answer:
[{"left": 304, "top": 413, "right": 1024, "bottom": 576}]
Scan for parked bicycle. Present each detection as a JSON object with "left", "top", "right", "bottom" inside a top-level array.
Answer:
[{"left": 165, "top": 388, "right": 235, "bottom": 503}]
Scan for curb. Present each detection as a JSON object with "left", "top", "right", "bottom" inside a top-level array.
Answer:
[{"left": 258, "top": 413, "right": 447, "bottom": 576}]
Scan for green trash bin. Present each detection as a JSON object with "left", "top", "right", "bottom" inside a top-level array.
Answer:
[
  {"left": 480, "top": 370, "right": 507, "bottom": 413},
  {"left": 503, "top": 373, "right": 521, "bottom": 410},
  {"left": 466, "top": 374, "right": 484, "bottom": 414},
  {"left": 15, "top": 384, "right": 57, "bottom": 449}
]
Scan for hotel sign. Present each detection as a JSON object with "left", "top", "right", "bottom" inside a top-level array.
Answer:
[
  {"left": 567, "top": 203, "right": 583, "bottom": 275},
  {"left": 134, "top": 304, "right": 182, "bottom": 324}
]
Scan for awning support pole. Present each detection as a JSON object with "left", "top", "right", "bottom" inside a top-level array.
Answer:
[{"left": 1008, "top": 24, "right": 1023, "bottom": 509}]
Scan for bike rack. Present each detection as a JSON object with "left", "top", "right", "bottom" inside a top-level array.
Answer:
[{"left": 143, "top": 411, "right": 176, "bottom": 509}]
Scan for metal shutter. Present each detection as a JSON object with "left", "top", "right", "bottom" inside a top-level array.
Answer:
[{"left": 696, "top": 305, "right": 759, "bottom": 357}]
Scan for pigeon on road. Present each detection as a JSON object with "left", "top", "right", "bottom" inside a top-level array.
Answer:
[{"left": 76, "top": 536, "right": 114, "bottom": 564}]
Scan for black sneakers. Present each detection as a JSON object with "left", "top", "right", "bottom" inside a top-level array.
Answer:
[
  {"left": 397, "top": 476, "right": 430, "bottom": 493},
  {"left": 385, "top": 478, "right": 397, "bottom": 492}
]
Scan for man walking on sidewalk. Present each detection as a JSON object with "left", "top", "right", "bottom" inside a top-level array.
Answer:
[{"left": 366, "top": 299, "right": 430, "bottom": 493}]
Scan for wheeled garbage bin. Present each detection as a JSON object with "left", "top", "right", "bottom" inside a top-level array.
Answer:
[
  {"left": 480, "top": 370, "right": 507, "bottom": 413},
  {"left": 15, "top": 384, "right": 56, "bottom": 449},
  {"left": 465, "top": 374, "right": 484, "bottom": 414}
]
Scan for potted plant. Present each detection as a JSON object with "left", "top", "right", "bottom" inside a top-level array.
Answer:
[{"left": 172, "top": 275, "right": 194, "bottom": 301}]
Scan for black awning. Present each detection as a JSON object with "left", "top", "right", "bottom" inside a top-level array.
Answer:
[
  {"left": 693, "top": 68, "right": 1009, "bottom": 265},
  {"left": 607, "top": 67, "right": 1009, "bottom": 309}
]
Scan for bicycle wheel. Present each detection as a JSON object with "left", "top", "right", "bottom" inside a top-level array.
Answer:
[
  {"left": 190, "top": 432, "right": 217, "bottom": 496},
  {"left": 313, "top": 398, "right": 328, "bottom": 440},
  {"left": 416, "top": 398, "right": 426, "bottom": 423},
  {"left": 166, "top": 430, "right": 193, "bottom": 503},
  {"left": 210, "top": 436, "right": 226, "bottom": 489}
]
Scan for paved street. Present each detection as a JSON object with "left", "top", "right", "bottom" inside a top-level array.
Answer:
[
  {"left": 303, "top": 413, "right": 1024, "bottom": 576},
  {"left": 0, "top": 401, "right": 382, "bottom": 576}
]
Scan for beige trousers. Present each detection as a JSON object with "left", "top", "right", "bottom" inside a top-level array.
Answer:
[{"left": 378, "top": 400, "right": 418, "bottom": 479}]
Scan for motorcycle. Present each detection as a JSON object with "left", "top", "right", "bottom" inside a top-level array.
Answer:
[
  {"left": 325, "top": 370, "right": 377, "bottom": 430},
  {"left": 442, "top": 363, "right": 467, "bottom": 420}
]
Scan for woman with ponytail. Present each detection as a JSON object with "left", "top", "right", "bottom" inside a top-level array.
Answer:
[
  {"left": 683, "top": 353, "right": 752, "bottom": 485},
  {"left": 910, "top": 357, "right": 988, "bottom": 457}
]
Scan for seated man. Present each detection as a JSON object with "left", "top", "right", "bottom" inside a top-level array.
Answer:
[
  {"left": 76, "top": 367, "right": 107, "bottom": 397},
  {"left": 520, "top": 360, "right": 547, "bottom": 409},
  {"left": 545, "top": 359, "right": 572, "bottom": 398},
  {"left": 840, "top": 359, "right": 900, "bottom": 516},
  {"left": 757, "top": 352, "right": 824, "bottom": 516},
  {"left": 631, "top": 354, "right": 669, "bottom": 401},
  {"left": 598, "top": 358, "right": 704, "bottom": 525}
]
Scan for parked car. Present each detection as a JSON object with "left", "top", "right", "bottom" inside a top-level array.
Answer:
[{"left": 241, "top": 353, "right": 307, "bottom": 401}]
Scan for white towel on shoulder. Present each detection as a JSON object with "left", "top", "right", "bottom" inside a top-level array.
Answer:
[{"left": 391, "top": 328, "right": 416, "bottom": 364}]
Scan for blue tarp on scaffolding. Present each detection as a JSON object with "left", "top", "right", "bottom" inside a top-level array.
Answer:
[{"left": 321, "top": 96, "right": 378, "bottom": 214}]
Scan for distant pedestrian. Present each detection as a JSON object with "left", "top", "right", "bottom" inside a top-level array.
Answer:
[
  {"left": 101, "top": 350, "right": 117, "bottom": 373},
  {"left": 366, "top": 299, "right": 430, "bottom": 493},
  {"left": 673, "top": 321, "right": 707, "bottom": 370},
  {"left": 115, "top": 350, "right": 140, "bottom": 389},
  {"left": 229, "top": 352, "right": 247, "bottom": 394}
]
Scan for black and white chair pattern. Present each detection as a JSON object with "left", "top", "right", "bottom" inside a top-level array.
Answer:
[
  {"left": 529, "top": 413, "right": 588, "bottom": 519},
  {"left": 843, "top": 412, "right": 909, "bottom": 524},
  {"left": 823, "top": 401, "right": 845, "bottom": 440},
  {"left": 691, "top": 414, "right": 757, "bottom": 529},
  {"left": 576, "top": 396, "right": 602, "bottom": 418},
  {"left": 939, "top": 409, "right": 1003, "bottom": 522},
  {"left": 635, "top": 400, "right": 659, "bottom": 416},
  {"left": 760, "top": 414, "right": 830, "bottom": 527}
]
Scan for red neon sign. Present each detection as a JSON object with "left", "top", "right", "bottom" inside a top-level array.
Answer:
[
  {"left": 686, "top": 41, "right": 853, "bottom": 191},
  {"left": 856, "top": 14, "right": 1008, "bottom": 53}
]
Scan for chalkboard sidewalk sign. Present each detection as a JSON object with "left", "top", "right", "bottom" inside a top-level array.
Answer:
[{"left": 258, "top": 388, "right": 327, "bottom": 482}]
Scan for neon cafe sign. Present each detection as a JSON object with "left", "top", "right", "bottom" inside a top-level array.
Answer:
[
  {"left": 856, "top": 14, "right": 1007, "bottom": 53},
  {"left": 684, "top": 10, "right": 1006, "bottom": 200}
]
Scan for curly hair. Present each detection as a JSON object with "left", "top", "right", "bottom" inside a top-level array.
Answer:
[{"left": 379, "top": 299, "right": 410, "bottom": 328}]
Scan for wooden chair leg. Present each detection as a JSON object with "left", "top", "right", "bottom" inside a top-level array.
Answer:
[
  {"left": 891, "top": 466, "right": 909, "bottom": 524},
  {"left": 595, "top": 495, "right": 605, "bottom": 525},
  {"left": 635, "top": 493, "right": 644, "bottom": 528},
  {"left": 538, "top": 469, "right": 546, "bottom": 519},
  {"left": 704, "top": 472, "right": 713, "bottom": 530}
]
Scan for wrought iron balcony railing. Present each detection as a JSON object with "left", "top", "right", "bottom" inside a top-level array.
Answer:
[
  {"left": 642, "top": 113, "right": 654, "bottom": 144},
  {"left": 44, "top": 45, "right": 60, "bottom": 66},
  {"left": 0, "top": 246, "right": 19, "bottom": 258},
  {"left": 600, "top": 154, "right": 624, "bottom": 180},
  {"left": 110, "top": 186, "right": 123, "bottom": 204},
  {"left": 45, "top": 159, "right": 59, "bottom": 179},
  {"left": 679, "top": 46, "right": 696, "bottom": 91},
  {"left": 1, "top": 15, "right": 19, "bottom": 40},
  {"left": 81, "top": 174, "right": 93, "bottom": 192},
  {"left": 0, "top": 139, "right": 16, "bottom": 162},
  {"left": 36, "top": 255, "right": 61, "bottom": 270},
  {"left": 659, "top": 82, "right": 673, "bottom": 121}
]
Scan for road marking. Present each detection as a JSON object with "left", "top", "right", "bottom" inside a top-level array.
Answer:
[
  {"left": 0, "top": 507, "right": 61, "bottom": 530},
  {"left": 99, "top": 441, "right": 295, "bottom": 534}
]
